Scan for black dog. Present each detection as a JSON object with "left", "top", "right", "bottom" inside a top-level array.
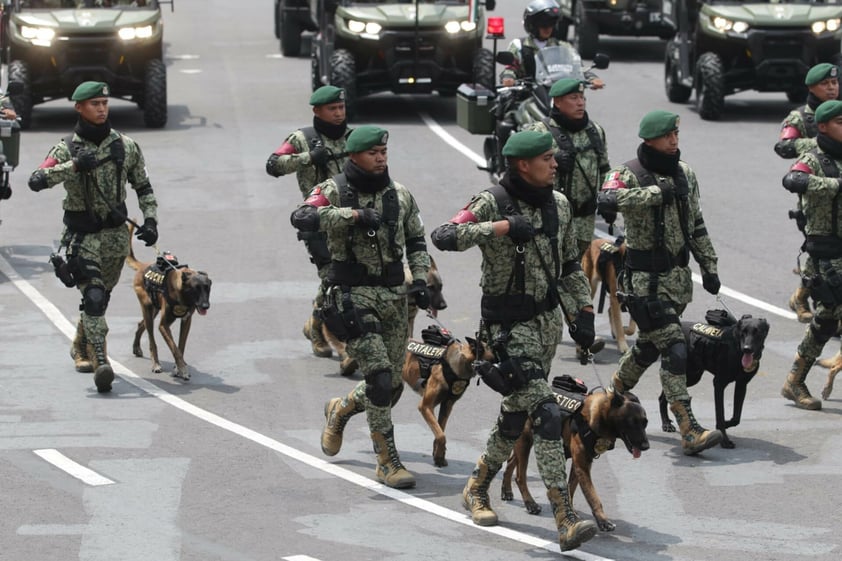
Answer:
[{"left": 659, "top": 311, "right": 770, "bottom": 449}]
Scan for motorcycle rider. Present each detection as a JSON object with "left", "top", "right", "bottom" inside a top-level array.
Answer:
[{"left": 500, "top": 0, "right": 604, "bottom": 89}]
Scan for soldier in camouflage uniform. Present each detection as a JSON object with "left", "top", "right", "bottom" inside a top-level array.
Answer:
[
  {"left": 430, "top": 130, "right": 598, "bottom": 552},
  {"left": 291, "top": 126, "right": 431, "bottom": 489},
  {"left": 28, "top": 81, "right": 158, "bottom": 393},
  {"left": 775, "top": 63, "right": 840, "bottom": 323},
  {"left": 499, "top": 0, "right": 603, "bottom": 89},
  {"left": 266, "top": 85, "right": 352, "bottom": 359},
  {"left": 597, "top": 110, "right": 722, "bottom": 455},
  {"left": 0, "top": 90, "right": 17, "bottom": 200},
  {"left": 779, "top": 99, "right": 842, "bottom": 411}
]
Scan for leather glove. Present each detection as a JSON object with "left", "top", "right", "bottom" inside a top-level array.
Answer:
[
  {"left": 309, "top": 145, "right": 329, "bottom": 166},
  {"left": 702, "top": 272, "right": 721, "bottom": 295},
  {"left": 355, "top": 208, "right": 381, "bottom": 230},
  {"left": 135, "top": 217, "right": 158, "bottom": 246},
  {"left": 505, "top": 215, "right": 535, "bottom": 244},
  {"left": 659, "top": 183, "right": 675, "bottom": 205},
  {"left": 407, "top": 279, "right": 430, "bottom": 310},
  {"left": 569, "top": 309, "right": 595, "bottom": 349},
  {"left": 553, "top": 150, "right": 575, "bottom": 173},
  {"left": 782, "top": 171, "right": 809, "bottom": 194},
  {"left": 597, "top": 190, "right": 618, "bottom": 224},
  {"left": 73, "top": 149, "right": 98, "bottom": 173}
]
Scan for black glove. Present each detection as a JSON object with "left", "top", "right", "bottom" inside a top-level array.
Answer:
[
  {"left": 782, "top": 171, "right": 809, "bottom": 194},
  {"left": 597, "top": 190, "right": 618, "bottom": 224},
  {"left": 135, "top": 217, "right": 158, "bottom": 246},
  {"left": 505, "top": 215, "right": 535, "bottom": 244},
  {"left": 310, "top": 145, "right": 329, "bottom": 166},
  {"left": 407, "top": 279, "right": 430, "bottom": 310},
  {"left": 569, "top": 309, "right": 595, "bottom": 349},
  {"left": 355, "top": 208, "right": 381, "bottom": 230},
  {"left": 73, "top": 149, "right": 98, "bottom": 173},
  {"left": 554, "top": 150, "right": 575, "bottom": 173},
  {"left": 702, "top": 272, "right": 721, "bottom": 295},
  {"left": 659, "top": 184, "right": 675, "bottom": 205}
]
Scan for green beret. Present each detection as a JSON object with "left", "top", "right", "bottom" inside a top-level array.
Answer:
[
  {"left": 346, "top": 125, "right": 389, "bottom": 153},
  {"left": 71, "top": 81, "right": 109, "bottom": 101},
  {"left": 309, "top": 85, "right": 345, "bottom": 106},
  {"left": 549, "top": 78, "right": 585, "bottom": 98},
  {"left": 501, "top": 130, "right": 553, "bottom": 158},
  {"left": 638, "top": 110, "right": 680, "bottom": 140},
  {"left": 805, "top": 63, "right": 839, "bottom": 87},
  {"left": 814, "top": 100, "right": 842, "bottom": 123}
]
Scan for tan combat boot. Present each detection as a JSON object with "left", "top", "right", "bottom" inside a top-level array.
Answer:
[
  {"left": 320, "top": 396, "right": 362, "bottom": 456},
  {"left": 303, "top": 314, "right": 332, "bottom": 358},
  {"left": 70, "top": 320, "right": 93, "bottom": 373},
  {"left": 371, "top": 429, "right": 416, "bottom": 489},
  {"left": 669, "top": 398, "right": 722, "bottom": 455},
  {"left": 87, "top": 340, "right": 114, "bottom": 394},
  {"left": 462, "top": 457, "right": 499, "bottom": 526},
  {"left": 788, "top": 286, "right": 813, "bottom": 324},
  {"left": 781, "top": 353, "right": 822, "bottom": 410},
  {"left": 547, "top": 486, "right": 598, "bottom": 552}
]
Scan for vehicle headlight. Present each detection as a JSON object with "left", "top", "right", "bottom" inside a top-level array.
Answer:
[
  {"left": 812, "top": 19, "right": 840, "bottom": 35},
  {"left": 347, "top": 19, "right": 381, "bottom": 36},
  {"left": 444, "top": 20, "right": 477, "bottom": 34},
  {"left": 119, "top": 25, "right": 154, "bottom": 40},
  {"left": 711, "top": 16, "right": 749, "bottom": 34},
  {"left": 21, "top": 25, "right": 55, "bottom": 46}
]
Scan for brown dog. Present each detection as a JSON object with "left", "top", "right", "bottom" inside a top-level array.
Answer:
[
  {"left": 322, "top": 256, "right": 447, "bottom": 376},
  {"left": 816, "top": 351, "right": 842, "bottom": 400},
  {"left": 400, "top": 326, "right": 493, "bottom": 467},
  {"left": 126, "top": 225, "right": 212, "bottom": 380},
  {"left": 581, "top": 237, "right": 636, "bottom": 353},
  {"left": 501, "top": 383, "right": 649, "bottom": 532}
]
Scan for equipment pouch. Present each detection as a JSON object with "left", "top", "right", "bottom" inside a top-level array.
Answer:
[
  {"left": 474, "top": 360, "right": 516, "bottom": 396},
  {"left": 805, "top": 275, "right": 836, "bottom": 307},
  {"left": 320, "top": 287, "right": 365, "bottom": 342},
  {"left": 626, "top": 294, "right": 669, "bottom": 332}
]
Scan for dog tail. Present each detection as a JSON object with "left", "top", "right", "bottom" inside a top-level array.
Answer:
[{"left": 125, "top": 221, "right": 142, "bottom": 271}]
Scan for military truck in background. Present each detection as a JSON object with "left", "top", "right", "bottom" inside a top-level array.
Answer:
[
  {"left": 1, "top": 0, "right": 170, "bottom": 129},
  {"left": 664, "top": 0, "right": 842, "bottom": 121},
  {"left": 274, "top": 0, "right": 316, "bottom": 57}
]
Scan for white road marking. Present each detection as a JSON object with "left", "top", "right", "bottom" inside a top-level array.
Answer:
[
  {"left": 179, "top": 69, "right": 203, "bottom": 74},
  {"left": 33, "top": 449, "right": 115, "bottom": 486},
  {"left": 283, "top": 556, "right": 322, "bottom": 561},
  {"left": 0, "top": 253, "right": 610, "bottom": 560}
]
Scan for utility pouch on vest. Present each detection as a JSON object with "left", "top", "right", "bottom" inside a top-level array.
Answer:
[
  {"left": 320, "top": 286, "right": 365, "bottom": 342},
  {"left": 625, "top": 294, "right": 669, "bottom": 331},
  {"left": 474, "top": 358, "right": 538, "bottom": 396},
  {"left": 805, "top": 275, "right": 836, "bottom": 307},
  {"left": 297, "top": 230, "right": 331, "bottom": 268}
]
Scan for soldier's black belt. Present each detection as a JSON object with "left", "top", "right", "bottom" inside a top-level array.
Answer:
[
  {"left": 805, "top": 235, "right": 842, "bottom": 259},
  {"left": 327, "top": 260, "right": 404, "bottom": 287},
  {"left": 481, "top": 292, "right": 556, "bottom": 324},
  {"left": 63, "top": 202, "right": 128, "bottom": 234},
  {"left": 626, "top": 246, "right": 689, "bottom": 273}
]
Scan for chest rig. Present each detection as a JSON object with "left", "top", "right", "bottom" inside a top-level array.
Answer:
[
  {"left": 142, "top": 253, "right": 191, "bottom": 318},
  {"left": 541, "top": 117, "right": 606, "bottom": 217},
  {"left": 797, "top": 107, "right": 818, "bottom": 139},
  {"left": 300, "top": 126, "right": 349, "bottom": 181}
]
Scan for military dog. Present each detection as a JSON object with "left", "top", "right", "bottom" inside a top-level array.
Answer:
[
  {"left": 501, "top": 379, "right": 649, "bottom": 532},
  {"left": 581, "top": 237, "right": 636, "bottom": 353},
  {"left": 401, "top": 326, "right": 493, "bottom": 467},
  {"left": 815, "top": 350, "right": 842, "bottom": 400},
  {"left": 322, "top": 256, "right": 447, "bottom": 376},
  {"left": 126, "top": 225, "right": 212, "bottom": 380},
  {"left": 658, "top": 313, "right": 770, "bottom": 449}
]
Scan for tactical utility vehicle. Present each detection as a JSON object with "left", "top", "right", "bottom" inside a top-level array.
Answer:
[
  {"left": 1, "top": 0, "right": 170, "bottom": 129},
  {"left": 308, "top": 0, "right": 497, "bottom": 117},
  {"left": 274, "top": 0, "right": 315, "bottom": 57},
  {"left": 664, "top": 0, "right": 842, "bottom": 120}
]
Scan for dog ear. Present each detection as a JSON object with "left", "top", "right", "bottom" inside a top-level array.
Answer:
[
  {"left": 740, "top": 314, "right": 752, "bottom": 320},
  {"left": 760, "top": 318, "right": 770, "bottom": 336},
  {"left": 465, "top": 336, "right": 476, "bottom": 348},
  {"left": 610, "top": 389, "right": 625, "bottom": 409}
]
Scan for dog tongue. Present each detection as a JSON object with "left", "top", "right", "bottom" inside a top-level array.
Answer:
[
  {"left": 198, "top": 309, "right": 207, "bottom": 316},
  {"left": 741, "top": 352, "right": 754, "bottom": 370},
  {"left": 632, "top": 448, "right": 641, "bottom": 459}
]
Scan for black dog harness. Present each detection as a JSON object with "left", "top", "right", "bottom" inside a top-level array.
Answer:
[
  {"left": 406, "top": 325, "right": 470, "bottom": 397},
  {"left": 551, "top": 375, "right": 613, "bottom": 460},
  {"left": 142, "top": 253, "right": 190, "bottom": 318}
]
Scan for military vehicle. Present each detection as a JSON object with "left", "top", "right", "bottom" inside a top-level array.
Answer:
[
  {"left": 1, "top": 0, "right": 170, "bottom": 129},
  {"left": 274, "top": 0, "right": 315, "bottom": 57},
  {"left": 664, "top": 0, "right": 842, "bottom": 120},
  {"left": 308, "top": 0, "right": 497, "bottom": 117}
]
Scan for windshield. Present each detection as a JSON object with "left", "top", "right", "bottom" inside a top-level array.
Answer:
[
  {"left": 705, "top": 0, "right": 842, "bottom": 4},
  {"left": 534, "top": 46, "right": 585, "bottom": 86},
  {"left": 343, "top": 0, "right": 467, "bottom": 5},
  {"left": 20, "top": 0, "right": 157, "bottom": 8}
]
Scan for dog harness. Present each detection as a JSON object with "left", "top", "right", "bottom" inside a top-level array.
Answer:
[
  {"left": 142, "top": 253, "right": 190, "bottom": 318},
  {"left": 406, "top": 326, "right": 469, "bottom": 397},
  {"left": 551, "top": 375, "right": 614, "bottom": 459}
]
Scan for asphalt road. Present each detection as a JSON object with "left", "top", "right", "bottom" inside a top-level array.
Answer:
[{"left": 1, "top": 2, "right": 841, "bottom": 561}]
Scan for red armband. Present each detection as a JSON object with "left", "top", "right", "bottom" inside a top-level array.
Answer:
[
  {"left": 449, "top": 208, "right": 478, "bottom": 224},
  {"left": 601, "top": 171, "right": 626, "bottom": 190},
  {"left": 274, "top": 141, "right": 297, "bottom": 156},
  {"left": 791, "top": 161, "right": 813, "bottom": 174},
  {"left": 39, "top": 157, "right": 59, "bottom": 169},
  {"left": 779, "top": 126, "right": 802, "bottom": 141},
  {"left": 304, "top": 186, "right": 330, "bottom": 207}
]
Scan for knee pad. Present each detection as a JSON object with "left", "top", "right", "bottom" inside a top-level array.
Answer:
[
  {"left": 83, "top": 285, "right": 109, "bottom": 317},
  {"left": 497, "top": 410, "right": 528, "bottom": 440},
  {"left": 390, "top": 383, "right": 404, "bottom": 407},
  {"left": 364, "top": 369, "right": 392, "bottom": 407},
  {"left": 663, "top": 340, "right": 687, "bottom": 376},
  {"left": 633, "top": 340, "right": 660, "bottom": 368},
  {"left": 810, "top": 316, "right": 837, "bottom": 344},
  {"left": 531, "top": 399, "right": 562, "bottom": 441}
]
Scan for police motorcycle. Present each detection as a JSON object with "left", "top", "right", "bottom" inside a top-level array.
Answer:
[
  {"left": 479, "top": 46, "right": 608, "bottom": 184},
  {"left": 0, "top": 82, "right": 24, "bottom": 207}
]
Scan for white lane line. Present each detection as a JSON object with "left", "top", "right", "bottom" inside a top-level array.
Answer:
[
  {"left": 33, "top": 449, "right": 115, "bottom": 487},
  {"left": 283, "top": 556, "right": 322, "bottom": 561},
  {"left": 0, "top": 253, "right": 611, "bottom": 561},
  {"left": 419, "top": 109, "right": 798, "bottom": 322}
]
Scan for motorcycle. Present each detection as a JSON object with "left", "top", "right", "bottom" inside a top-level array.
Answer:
[
  {"left": 0, "top": 82, "right": 23, "bottom": 206},
  {"left": 480, "top": 45, "right": 609, "bottom": 183}
]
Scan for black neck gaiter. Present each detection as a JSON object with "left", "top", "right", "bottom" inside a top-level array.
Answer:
[
  {"left": 637, "top": 143, "right": 681, "bottom": 177},
  {"left": 550, "top": 108, "right": 589, "bottom": 133},
  {"left": 313, "top": 116, "right": 347, "bottom": 141},
  {"left": 343, "top": 159, "right": 391, "bottom": 194},
  {"left": 75, "top": 118, "right": 112, "bottom": 145},
  {"left": 499, "top": 170, "right": 554, "bottom": 208},
  {"left": 807, "top": 93, "right": 824, "bottom": 112},
  {"left": 817, "top": 132, "right": 842, "bottom": 160}
]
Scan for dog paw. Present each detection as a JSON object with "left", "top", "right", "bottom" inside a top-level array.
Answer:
[
  {"left": 501, "top": 488, "right": 514, "bottom": 501},
  {"left": 822, "top": 384, "right": 833, "bottom": 400},
  {"left": 524, "top": 500, "right": 542, "bottom": 515},
  {"left": 598, "top": 519, "right": 616, "bottom": 532},
  {"left": 171, "top": 368, "right": 191, "bottom": 381},
  {"left": 720, "top": 439, "right": 735, "bottom": 449},
  {"left": 152, "top": 364, "right": 163, "bottom": 374},
  {"left": 433, "top": 456, "right": 448, "bottom": 467},
  {"left": 662, "top": 422, "right": 676, "bottom": 433},
  {"left": 132, "top": 347, "right": 143, "bottom": 358}
]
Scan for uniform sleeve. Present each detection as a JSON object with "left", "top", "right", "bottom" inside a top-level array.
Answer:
[
  {"left": 597, "top": 125, "right": 610, "bottom": 174},
  {"left": 556, "top": 194, "right": 592, "bottom": 312},
  {"left": 402, "top": 189, "right": 431, "bottom": 283},
  {"left": 430, "top": 192, "right": 497, "bottom": 252},
  {"left": 684, "top": 165, "right": 718, "bottom": 274},
  {"left": 802, "top": 154, "right": 842, "bottom": 195},
  {"left": 30, "top": 142, "right": 76, "bottom": 188},
  {"left": 313, "top": 182, "right": 356, "bottom": 231},
  {"left": 126, "top": 139, "right": 157, "bottom": 222},
  {"left": 601, "top": 166, "right": 661, "bottom": 209},
  {"left": 269, "top": 131, "right": 312, "bottom": 176}
]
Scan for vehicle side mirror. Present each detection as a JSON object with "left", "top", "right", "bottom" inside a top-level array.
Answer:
[
  {"left": 6, "top": 82, "right": 24, "bottom": 96},
  {"left": 592, "top": 53, "right": 610, "bottom": 70},
  {"left": 496, "top": 51, "right": 515, "bottom": 66},
  {"left": 485, "top": 0, "right": 496, "bottom": 10}
]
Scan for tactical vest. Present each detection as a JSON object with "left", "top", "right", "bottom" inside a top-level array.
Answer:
[
  {"left": 797, "top": 107, "right": 818, "bottom": 139},
  {"left": 541, "top": 117, "right": 606, "bottom": 217},
  {"left": 300, "top": 126, "right": 349, "bottom": 179},
  {"left": 803, "top": 147, "right": 842, "bottom": 259}
]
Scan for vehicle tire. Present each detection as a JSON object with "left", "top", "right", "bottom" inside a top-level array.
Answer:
[
  {"left": 330, "top": 48, "right": 357, "bottom": 119},
  {"left": 274, "top": 0, "right": 281, "bottom": 39},
  {"left": 8, "top": 60, "right": 32, "bottom": 130},
  {"left": 472, "top": 48, "right": 495, "bottom": 89},
  {"left": 573, "top": 1, "right": 599, "bottom": 60},
  {"left": 143, "top": 59, "right": 167, "bottom": 129},
  {"left": 311, "top": 52, "right": 322, "bottom": 91},
  {"left": 664, "top": 43, "right": 692, "bottom": 103},
  {"left": 786, "top": 87, "right": 807, "bottom": 103},
  {"left": 695, "top": 52, "right": 725, "bottom": 121},
  {"left": 280, "top": 3, "right": 302, "bottom": 57}
]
